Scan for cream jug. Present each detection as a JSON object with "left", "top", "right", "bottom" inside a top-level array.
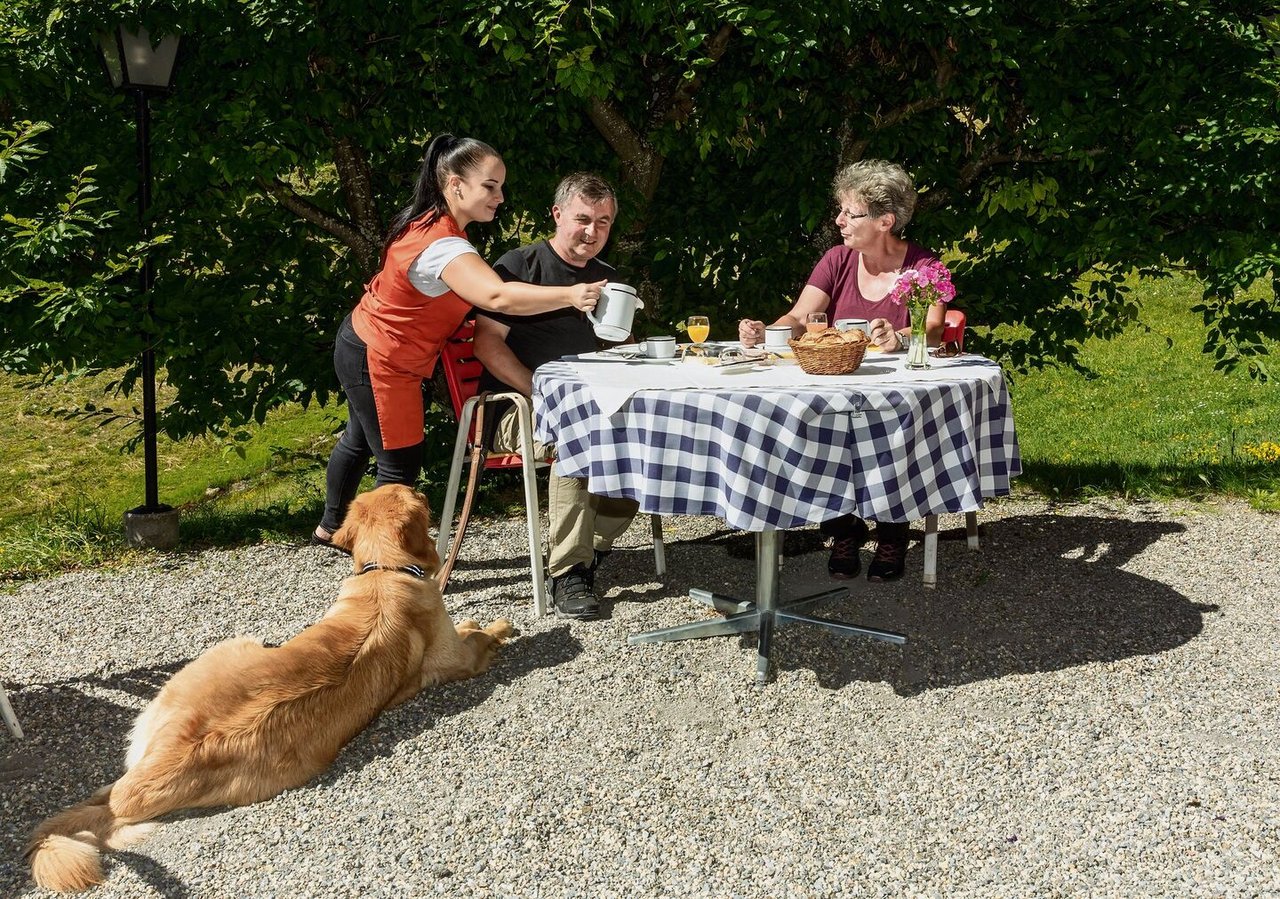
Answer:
[{"left": 587, "top": 283, "right": 644, "bottom": 342}]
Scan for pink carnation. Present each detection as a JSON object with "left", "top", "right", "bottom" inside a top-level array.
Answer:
[{"left": 890, "top": 259, "right": 956, "bottom": 306}]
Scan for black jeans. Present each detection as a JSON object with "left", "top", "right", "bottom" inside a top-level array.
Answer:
[{"left": 319, "top": 315, "right": 424, "bottom": 532}]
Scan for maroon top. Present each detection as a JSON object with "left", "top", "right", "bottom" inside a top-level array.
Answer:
[{"left": 807, "top": 242, "right": 938, "bottom": 330}]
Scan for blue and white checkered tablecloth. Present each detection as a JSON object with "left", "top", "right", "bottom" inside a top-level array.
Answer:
[{"left": 533, "top": 356, "right": 1021, "bottom": 532}]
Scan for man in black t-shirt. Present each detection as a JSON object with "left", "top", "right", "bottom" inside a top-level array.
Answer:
[{"left": 474, "top": 173, "right": 639, "bottom": 620}]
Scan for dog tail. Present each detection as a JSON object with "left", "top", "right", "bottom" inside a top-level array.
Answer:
[{"left": 26, "top": 785, "right": 153, "bottom": 893}]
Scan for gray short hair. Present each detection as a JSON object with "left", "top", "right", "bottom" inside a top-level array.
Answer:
[
  {"left": 553, "top": 172, "right": 618, "bottom": 212},
  {"left": 832, "top": 160, "right": 917, "bottom": 237}
]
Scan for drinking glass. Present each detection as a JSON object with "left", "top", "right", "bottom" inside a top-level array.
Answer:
[
  {"left": 806, "top": 312, "right": 828, "bottom": 333},
  {"left": 684, "top": 315, "right": 711, "bottom": 347}
]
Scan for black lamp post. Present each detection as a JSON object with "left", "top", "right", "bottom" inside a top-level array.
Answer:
[{"left": 96, "top": 25, "right": 182, "bottom": 549}]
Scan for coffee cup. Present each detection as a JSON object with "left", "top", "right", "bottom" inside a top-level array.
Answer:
[
  {"left": 764, "top": 325, "right": 792, "bottom": 349},
  {"left": 641, "top": 335, "right": 677, "bottom": 359},
  {"left": 835, "top": 318, "right": 870, "bottom": 334},
  {"left": 587, "top": 283, "right": 644, "bottom": 342}
]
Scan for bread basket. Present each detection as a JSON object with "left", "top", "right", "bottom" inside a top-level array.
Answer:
[{"left": 787, "top": 334, "right": 868, "bottom": 375}]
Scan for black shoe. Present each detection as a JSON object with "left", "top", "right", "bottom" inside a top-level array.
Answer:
[
  {"left": 310, "top": 528, "right": 350, "bottom": 555},
  {"left": 826, "top": 517, "right": 869, "bottom": 579},
  {"left": 551, "top": 565, "right": 601, "bottom": 620},
  {"left": 827, "top": 536, "right": 863, "bottom": 579},
  {"left": 867, "top": 523, "right": 909, "bottom": 582}
]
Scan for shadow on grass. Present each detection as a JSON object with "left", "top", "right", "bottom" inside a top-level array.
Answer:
[{"left": 1016, "top": 459, "right": 1280, "bottom": 502}]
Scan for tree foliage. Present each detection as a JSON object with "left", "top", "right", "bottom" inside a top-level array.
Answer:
[{"left": 2, "top": 0, "right": 1277, "bottom": 442}]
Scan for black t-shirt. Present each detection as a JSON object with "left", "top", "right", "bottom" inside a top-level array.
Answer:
[{"left": 475, "top": 240, "right": 616, "bottom": 396}]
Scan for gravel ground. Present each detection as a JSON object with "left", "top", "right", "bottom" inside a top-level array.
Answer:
[{"left": 2, "top": 496, "right": 1278, "bottom": 898}]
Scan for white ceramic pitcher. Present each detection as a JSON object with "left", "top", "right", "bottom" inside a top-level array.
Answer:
[{"left": 587, "top": 283, "right": 644, "bottom": 342}]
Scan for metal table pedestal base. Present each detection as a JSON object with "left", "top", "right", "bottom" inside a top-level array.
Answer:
[{"left": 627, "top": 530, "right": 906, "bottom": 683}]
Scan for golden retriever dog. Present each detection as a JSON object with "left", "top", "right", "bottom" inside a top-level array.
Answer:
[{"left": 27, "top": 484, "right": 511, "bottom": 893}]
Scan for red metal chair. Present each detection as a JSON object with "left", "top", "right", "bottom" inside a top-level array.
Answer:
[
  {"left": 922, "top": 307, "right": 978, "bottom": 587},
  {"left": 434, "top": 320, "right": 665, "bottom": 615},
  {"left": 940, "top": 308, "right": 966, "bottom": 351}
]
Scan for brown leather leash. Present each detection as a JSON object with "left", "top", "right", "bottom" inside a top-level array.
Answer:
[{"left": 435, "top": 396, "right": 488, "bottom": 592}]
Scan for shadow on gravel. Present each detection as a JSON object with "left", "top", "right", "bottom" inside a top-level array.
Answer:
[
  {"left": 0, "top": 628, "right": 581, "bottom": 896},
  {"left": 320, "top": 626, "right": 584, "bottom": 782},
  {"left": 441, "top": 555, "right": 542, "bottom": 593},
  {"left": 761, "top": 513, "right": 1212, "bottom": 694},
  {"left": 110, "top": 849, "right": 191, "bottom": 898},
  {"left": 0, "top": 660, "right": 191, "bottom": 896}
]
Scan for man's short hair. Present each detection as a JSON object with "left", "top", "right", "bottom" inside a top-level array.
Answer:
[{"left": 554, "top": 172, "right": 617, "bottom": 211}]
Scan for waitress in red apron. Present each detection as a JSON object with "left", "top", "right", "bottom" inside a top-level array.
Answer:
[{"left": 313, "top": 134, "right": 604, "bottom": 544}]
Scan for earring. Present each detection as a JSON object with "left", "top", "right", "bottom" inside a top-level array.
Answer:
[{"left": 454, "top": 188, "right": 462, "bottom": 199}]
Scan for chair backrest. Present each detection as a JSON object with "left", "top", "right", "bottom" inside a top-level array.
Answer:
[
  {"left": 941, "top": 309, "right": 967, "bottom": 350},
  {"left": 439, "top": 319, "right": 526, "bottom": 469},
  {"left": 440, "top": 319, "right": 484, "bottom": 419}
]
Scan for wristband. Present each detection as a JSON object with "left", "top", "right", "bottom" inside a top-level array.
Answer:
[{"left": 899, "top": 330, "right": 911, "bottom": 351}]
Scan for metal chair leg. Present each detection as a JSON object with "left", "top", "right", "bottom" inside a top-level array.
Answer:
[
  {"left": 435, "top": 396, "right": 479, "bottom": 562},
  {"left": 436, "top": 403, "right": 488, "bottom": 592},
  {"left": 510, "top": 396, "right": 549, "bottom": 616},
  {"left": 922, "top": 514, "right": 938, "bottom": 589},
  {"left": 1, "top": 684, "right": 23, "bottom": 739}
]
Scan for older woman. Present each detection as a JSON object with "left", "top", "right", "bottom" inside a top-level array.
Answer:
[{"left": 738, "top": 159, "right": 944, "bottom": 582}]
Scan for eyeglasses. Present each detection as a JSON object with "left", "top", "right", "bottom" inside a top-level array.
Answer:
[{"left": 838, "top": 208, "right": 872, "bottom": 221}]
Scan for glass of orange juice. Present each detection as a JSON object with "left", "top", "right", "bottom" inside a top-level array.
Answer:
[
  {"left": 806, "top": 312, "right": 828, "bottom": 333},
  {"left": 684, "top": 315, "right": 710, "bottom": 347}
]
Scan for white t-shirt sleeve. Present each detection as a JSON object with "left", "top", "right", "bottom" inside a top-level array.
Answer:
[{"left": 407, "top": 236, "right": 479, "bottom": 297}]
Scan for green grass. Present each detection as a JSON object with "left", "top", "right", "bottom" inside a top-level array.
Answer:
[
  {"left": 1, "top": 271, "right": 1276, "bottom": 581},
  {"left": 0, "top": 373, "right": 344, "bottom": 531},
  {"left": 0, "top": 372, "right": 345, "bottom": 579},
  {"left": 1002, "top": 274, "right": 1280, "bottom": 509}
]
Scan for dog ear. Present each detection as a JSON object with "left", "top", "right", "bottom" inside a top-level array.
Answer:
[
  {"left": 405, "top": 490, "right": 441, "bottom": 575},
  {"left": 329, "top": 497, "right": 366, "bottom": 556}
]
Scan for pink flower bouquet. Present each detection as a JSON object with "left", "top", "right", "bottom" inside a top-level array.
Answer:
[
  {"left": 888, "top": 259, "right": 956, "bottom": 311},
  {"left": 889, "top": 259, "right": 955, "bottom": 368}
]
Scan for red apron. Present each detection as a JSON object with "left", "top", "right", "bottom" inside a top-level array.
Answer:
[{"left": 351, "top": 215, "right": 472, "bottom": 450}]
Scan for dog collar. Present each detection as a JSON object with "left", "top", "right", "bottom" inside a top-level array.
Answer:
[{"left": 358, "top": 562, "right": 428, "bottom": 579}]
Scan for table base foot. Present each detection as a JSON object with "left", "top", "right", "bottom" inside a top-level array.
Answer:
[
  {"left": 627, "top": 608, "right": 761, "bottom": 644},
  {"left": 628, "top": 585, "right": 907, "bottom": 678},
  {"left": 777, "top": 610, "right": 906, "bottom": 645},
  {"left": 628, "top": 531, "right": 906, "bottom": 684}
]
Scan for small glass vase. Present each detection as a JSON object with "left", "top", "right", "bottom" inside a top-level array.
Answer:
[{"left": 905, "top": 302, "right": 930, "bottom": 370}]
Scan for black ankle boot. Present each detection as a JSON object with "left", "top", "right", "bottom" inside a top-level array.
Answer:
[{"left": 867, "top": 522, "right": 909, "bottom": 582}]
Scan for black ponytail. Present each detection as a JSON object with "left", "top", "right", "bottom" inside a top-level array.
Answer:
[{"left": 383, "top": 133, "right": 501, "bottom": 255}]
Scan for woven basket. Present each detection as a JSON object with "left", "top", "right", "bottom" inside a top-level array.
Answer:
[{"left": 788, "top": 337, "right": 868, "bottom": 375}]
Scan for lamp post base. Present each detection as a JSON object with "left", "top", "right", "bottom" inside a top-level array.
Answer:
[{"left": 124, "top": 505, "right": 180, "bottom": 550}]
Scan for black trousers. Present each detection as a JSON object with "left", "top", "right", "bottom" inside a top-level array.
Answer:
[{"left": 319, "top": 315, "right": 425, "bottom": 532}]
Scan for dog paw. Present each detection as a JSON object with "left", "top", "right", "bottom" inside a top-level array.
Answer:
[
  {"left": 486, "top": 618, "right": 514, "bottom": 641},
  {"left": 456, "top": 618, "right": 481, "bottom": 632}
]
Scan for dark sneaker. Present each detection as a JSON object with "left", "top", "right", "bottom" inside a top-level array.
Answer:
[
  {"left": 826, "top": 517, "right": 869, "bottom": 579},
  {"left": 867, "top": 523, "right": 909, "bottom": 582},
  {"left": 551, "top": 565, "right": 601, "bottom": 620},
  {"left": 827, "top": 536, "right": 863, "bottom": 579}
]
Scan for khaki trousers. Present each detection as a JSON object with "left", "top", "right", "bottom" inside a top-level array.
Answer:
[{"left": 493, "top": 406, "right": 639, "bottom": 577}]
